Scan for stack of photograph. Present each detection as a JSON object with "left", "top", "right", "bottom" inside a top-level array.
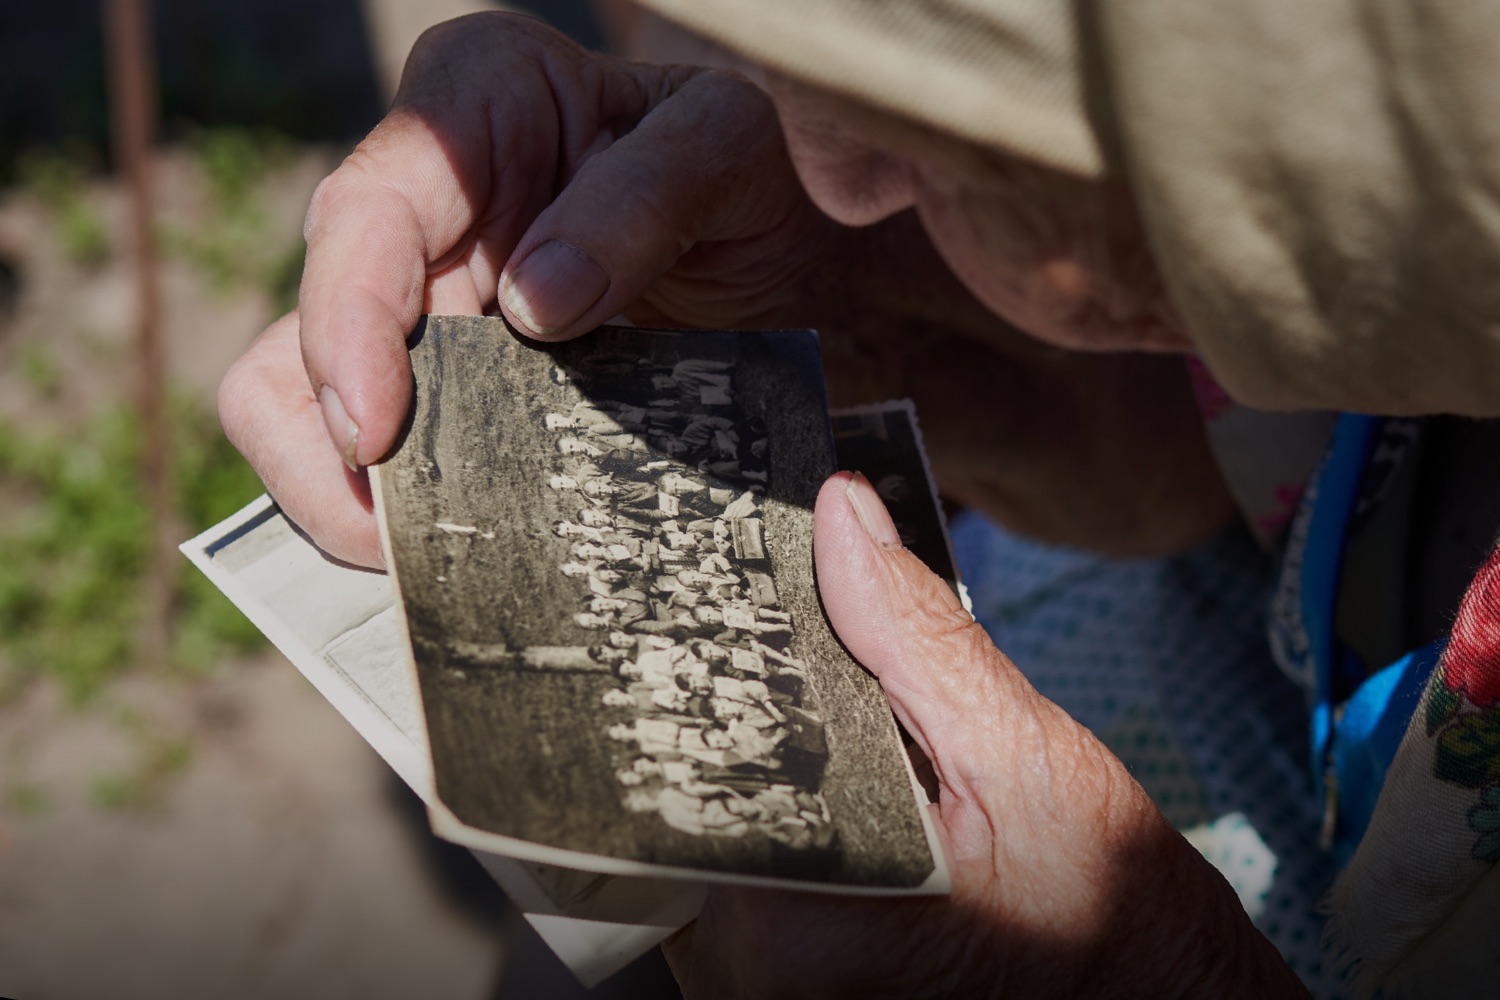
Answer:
[{"left": 372, "top": 316, "right": 946, "bottom": 894}]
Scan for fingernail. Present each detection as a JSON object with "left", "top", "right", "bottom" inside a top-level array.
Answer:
[
  {"left": 846, "top": 471, "right": 901, "bottom": 549},
  {"left": 319, "top": 385, "right": 360, "bottom": 470},
  {"left": 502, "top": 240, "right": 610, "bottom": 337}
]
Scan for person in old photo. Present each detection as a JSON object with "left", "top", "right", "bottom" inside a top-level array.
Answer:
[
  {"left": 218, "top": 0, "right": 1500, "bottom": 996},
  {"left": 546, "top": 349, "right": 826, "bottom": 827}
]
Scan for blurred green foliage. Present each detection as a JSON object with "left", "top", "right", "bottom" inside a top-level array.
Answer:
[
  {"left": 18, "top": 142, "right": 110, "bottom": 267},
  {"left": 17, "top": 343, "right": 63, "bottom": 399},
  {"left": 5, "top": 783, "right": 49, "bottom": 818},
  {"left": 0, "top": 385, "right": 266, "bottom": 702},
  {"left": 160, "top": 126, "right": 305, "bottom": 311}
]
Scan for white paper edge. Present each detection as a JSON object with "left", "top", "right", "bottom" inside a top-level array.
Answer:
[
  {"left": 426, "top": 786, "right": 949, "bottom": 897},
  {"left": 180, "top": 495, "right": 432, "bottom": 796},
  {"left": 181, "top": 496, "right": 702, "bottom": 983}
]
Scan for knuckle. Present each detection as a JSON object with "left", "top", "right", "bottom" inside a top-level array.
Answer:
[
  {"left": 405, "top": 11, "right": 564, "bottom": 95},
  {"left": 302, "top": 148, "right": 385, "bottom": 245},
  {"left": 303, "top": 170, "right": 348, "bottom": 243},
  {"left": 215, "top": 358, "right": 247, "bottom": 429},
  {"left": 216, "top": 355, "right": 264, "bottom": 454},
  {"left": 304, "top": 140, "right": 386, "bottom": 227},
  {"left": 408, "top": 18, "right": 462, "bottom": 61},
  {"left": 684, "top": 68, "right": 753, "bottom": 105},
  {"left": 405, "top": 12, "right": 501, "bottom": 69},
  {"left": 683, "top": 70, "right": 778, "bottom": 141},
  {"left": 217, "top": 317, "right": 305, "bottom": 452}
]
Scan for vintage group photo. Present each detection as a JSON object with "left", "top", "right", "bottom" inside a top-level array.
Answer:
[{"left": 374, "top": 317, "right": 943, "bottom": 891}]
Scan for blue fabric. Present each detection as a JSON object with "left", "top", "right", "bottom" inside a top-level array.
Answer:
[
  {"left": 1302, "top": 414, "right": 1378, "bottom": 789},
  {"left": 1329, "top": 640, "right": 1444, "bottom": 861},
  {"left": 1282, "top": 413, "right": 1445, "bottom": 859}
]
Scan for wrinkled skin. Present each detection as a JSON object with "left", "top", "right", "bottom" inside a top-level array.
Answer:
[
  {"left": 216, "top": 13, "right": 1300, "bottom": 997},
  {"left": 219, "top": 14, "right": 1232, "bottom": 569},
  {"left": 660, "top": 471, "right": 1303, "bottom": 999}
]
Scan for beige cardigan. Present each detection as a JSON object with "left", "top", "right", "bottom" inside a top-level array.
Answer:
[
  {"left": 633, "top": 2, "right": 1500, "bottom": 995},
  {"left": 636, "top": 0, "right": 1500, "bottom": 419}
]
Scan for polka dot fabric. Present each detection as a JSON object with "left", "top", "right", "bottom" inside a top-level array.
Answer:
[{"left": 951, "top": 513, "right": 1342, "bottom": 997}]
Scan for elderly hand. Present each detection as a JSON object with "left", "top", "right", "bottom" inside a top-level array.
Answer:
[
  {"left": 219, "top": 13, "right": 841, "bottom": 567},
  {"left": 663, "top": 471, "right": 1306, "bottom": 999},
  {"left": 220, "top": 12, "right": 1234, "bottom": 570},
  {"left": 215, "top": 15, "right": 1285, "bottom": 993}
]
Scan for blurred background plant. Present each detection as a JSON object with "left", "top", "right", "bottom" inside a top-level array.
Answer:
[
  {"left": 0, "top": 119, "right": 308, "bottom": 712},
  {"left": 159, "top": 126, "right": 305, "bottom": 313},
  {"left": 0, "top": 0, "right": 393, "bottom": 713},
  {"left": 17, "top": 143, "right": 111, "bottom": 268},
  {"left": 0, "top": 387, "right": 266, "bottom": 704},
  {"left": 0, "top": 4, "right": 688, "bottom": 999},
  {"left": 0, "top": 6, "right": 381, "bottom": 870}
]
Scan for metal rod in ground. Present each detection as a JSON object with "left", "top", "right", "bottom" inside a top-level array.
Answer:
[{"left": 104, "top": 0, "right": 174, "bottom": 665}]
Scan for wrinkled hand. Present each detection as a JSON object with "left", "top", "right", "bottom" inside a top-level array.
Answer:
[
  {"left": 663, "top": 472, "right": 1307, "bottom": 999},
  {"left": 220, "top": 11, "right": 1235, "bottom": 571},
  {"left": 219, "top": 12, "right": 841, "bottom": 567},
  {"left": 216, "top": 17, "right": 1288, "bottom": 993}
]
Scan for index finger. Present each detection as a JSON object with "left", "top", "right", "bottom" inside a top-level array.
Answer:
[
  {"left": 298, "top": 112, "right": 528, "bottom": 468},
  {"left": 296, "top": 14, "right": 582, "bottom": 467}
]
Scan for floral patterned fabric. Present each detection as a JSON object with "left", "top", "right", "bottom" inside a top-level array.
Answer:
[
  {"left": 1197, "top": 386, "right": 1500, "bottom": 996},
  {"left": 1327, "top": 546, "right": 1500, "bottom": 996}
]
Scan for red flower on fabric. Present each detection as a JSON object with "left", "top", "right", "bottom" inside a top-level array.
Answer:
[{"left": 1442, "top": 547, "right": 1500, "bottom": 708}]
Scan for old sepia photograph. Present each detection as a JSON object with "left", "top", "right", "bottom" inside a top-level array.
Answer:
[
  {"left": 831, "top": 401, "right": 965, "bottom": 605},
  {"left": 373, "top": 316, "right": 944, "bottom": 892}
]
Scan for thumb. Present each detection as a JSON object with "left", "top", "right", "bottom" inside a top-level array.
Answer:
[{"left": 813, "top": 471, "right": 1048, "bottom": 819}]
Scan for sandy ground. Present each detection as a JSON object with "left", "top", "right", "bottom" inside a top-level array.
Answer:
[
  {"left": 0, "top": 657, "right": 502, "bottom": 1000},
  {"left": 0, "top": 3, "right": 530, "bottom": 998},
  {"left": 0, "top": 144, "right": 512, "bottom": 1000},
  {"left": 0, "top": 1, "right": 688, "bottom": 994}
]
